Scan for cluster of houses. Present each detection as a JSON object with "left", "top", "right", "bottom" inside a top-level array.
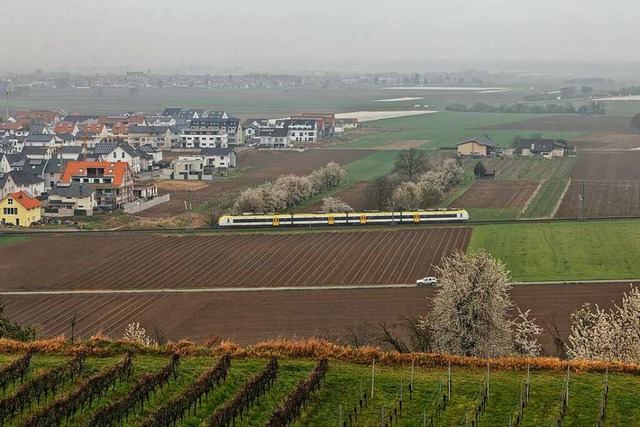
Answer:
[
  {"left": 0, "top": 108, "right": 355, "bottom": 226},
  {"left": 456, "top": 135, "right": 570, "bottom": 158}
]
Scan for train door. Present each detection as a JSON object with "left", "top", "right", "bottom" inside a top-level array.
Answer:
[
  {"left": 272, "top": 216, "right": 280, "bottom": 227},
  {"left": 328, "top": 215, "right": 335, "bottom": 225},
  {"left": 359, "top": 214, "right": 367, "bottom": 224},
  {"left": 413, "top": 213, "right": 420, "bottom": 223}
]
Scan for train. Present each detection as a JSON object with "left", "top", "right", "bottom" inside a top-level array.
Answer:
[{"left": 218, "top": 209, "right": 469, "bottom": 228}]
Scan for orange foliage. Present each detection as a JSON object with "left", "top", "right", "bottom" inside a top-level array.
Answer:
[{"left": 0, "top": 337, "right": 639, "bottom": 374}]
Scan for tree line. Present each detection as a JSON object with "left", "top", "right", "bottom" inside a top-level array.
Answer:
[{"left": 445, "top": 101, "right": 605, "bottom": 115}]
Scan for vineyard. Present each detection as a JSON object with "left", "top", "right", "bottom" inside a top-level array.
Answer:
[
  {"left": 0, "top": 228, "right": 471, "bottom": 291},
  {"left": 449, "top": 181, "right": 539, "bottom": 209},
  {"left": 0, "top": 348, "right": 639, "bottom": 426}
]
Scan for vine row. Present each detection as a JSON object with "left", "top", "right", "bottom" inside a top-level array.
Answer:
[{"left": 206, "top": 357, "right": 279, "bottom": 427}]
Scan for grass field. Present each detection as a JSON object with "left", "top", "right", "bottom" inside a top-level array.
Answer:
[
  {"left": 468, "top": 219, "right": 640, "bottom": 281},
  {"left": 467, "top": 208, "right": 521, "bottom": 221},
  {"left": 1, "top": 350, "right": 637, "bottom": 426},
  {"left": 0, "top": 235, "right": 29, "bottom": 248},
  {"left": 331, "top": 112, "right": 585, "bottom": 150}
]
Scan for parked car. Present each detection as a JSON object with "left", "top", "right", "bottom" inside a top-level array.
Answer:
[{"left": 416, "top": 276, "right": 437, "bottom": 286}]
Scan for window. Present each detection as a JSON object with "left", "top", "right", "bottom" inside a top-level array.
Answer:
[
  {"left": 122, "top": 152, "right": 125, "bottom": 158},
  {"left": 113, "top": 152, "right": 117, "bottom": 158},
  {"left": 7, "top": 198, "right": 13, "bottom": 205},
  {"left": 3, "top": 207, "right": 17, "bottom": 215}
]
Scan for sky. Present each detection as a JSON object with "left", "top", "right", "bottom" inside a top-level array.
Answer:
[{"left": 1, "top": 0, "right": 639, "bottom": 73}]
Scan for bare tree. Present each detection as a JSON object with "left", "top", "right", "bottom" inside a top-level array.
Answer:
[
  {"left": 395, "top": 149, "right": 430, "bottom": 179},
  {"left": 364, "top": 175, "right": 395, "bottom": 210}
]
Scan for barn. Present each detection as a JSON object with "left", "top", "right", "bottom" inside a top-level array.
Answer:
[{"left": 457, "top": 135, "right": 496, "bottom": 157}]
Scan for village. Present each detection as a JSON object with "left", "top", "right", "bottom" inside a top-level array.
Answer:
[{"left": 0, "top": 108, "right": 368, "bottom": 226}]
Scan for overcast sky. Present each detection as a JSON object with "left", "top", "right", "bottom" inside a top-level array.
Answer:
[{"left": 1, "top": 0, "right": 639, "bottom": 73}]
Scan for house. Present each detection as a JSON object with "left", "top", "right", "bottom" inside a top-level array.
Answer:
[
  {"left": 55, "top": 133, "right": 77, "bottom": 146},
  {"left": 297, "top": 113, "right": 336, "bottom": 139},
  {"left": 200, "top": 147, "right": 237, "bottom": 170},
  {"left": 111, "top": 123, "right": 129, "bottom": 138},
  {"left": 181, "top": 118, "right": 230, "bottom": 148},
  {"left": 15, "top": 110, "right": 61, "bottom": 124},
  {"left": 517, "top": 139, "right": 568, "bottom": 158},
  {"left": 0, "top": 153, "right": 27, "bottom": 173},
  {"left": 24, "top": 134, "right": 57, "bottom": 147},
  {"left": 60, "top": 161, "right": 135, "bottom": 209},
  {"left": 94, "top": 141, "right": 142, "bottom": 173},
  {"left": 46, "top": 183, "right": 96, "bottom": 217},
  {"left": 21, "top": 146, "right": 53, "bottom": 160},
  {"left": 53, "top": 122, "right": 79, "bottom": 135},
  {"left": 0, "top": 191, "right": 41, "bottom": 227},
  {"left": 288, "top": 119, "right": 318, "bottom": 143},
  {"left": 43, "top": 158, "right": 68, "bottom": 190},
  {"left": 27, "top": 124, "right": 52, "bottom": 135},
  {"left": 61, "top": 115, "right": 98, "bottom": 125},
  {"left": 57, "top": 146, "right": 84, "bottom": 161},
  {"left": 146, "top": 115, "right": 177, "bottom": 127},
  {"left": 128, "top": 126, "right": 173, "bottom": 149},
  {"left": 8, "top": 170, "right": 46, "bottom": 196},
  {"left": 139, "top": 144, "right": 163, "bottom": 164},
  {"left": 457, "top": 136, "right": 496, "bottom": 157},
  {"left": 170, "top": 156, "right": 213, "bottom": 180},
  {"left": 22, "top": 158, "right": 49, "bottom": 181},
  {"left": 76, "top": 123, "right": 109, "bottom": 147},
  {"left": 258, "top": 128, "right": 289, "bottom": 148},
  {"left": 0, "top": 172, "right": 16, "bottom": 199}
]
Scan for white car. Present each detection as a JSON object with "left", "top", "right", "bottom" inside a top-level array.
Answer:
[{"left": 416, "top": 276, "right": 437, "bottom": 286}]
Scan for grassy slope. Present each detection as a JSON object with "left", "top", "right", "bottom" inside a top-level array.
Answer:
[
  {"left": 2, "top": 354, "right": 639, "bottom": 427},
  {"left": 0, "top": 235, "right": 29, "bottom": 248},
  {"left": 468, "top": 219, "right": 640, "bottom": 281},
  {"left": 331, "top": 112, "right": 585, "bottom": 150}
]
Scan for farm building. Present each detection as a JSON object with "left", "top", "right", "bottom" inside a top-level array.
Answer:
[
  {"left": 517, "top": 139, "right": 568, "bottom": 158},
  {"left": 457, "top": 136, "right": 496, "bottom": 157},
  {"left": 0, "top": 190, "right": 41, "bottom": 226}
]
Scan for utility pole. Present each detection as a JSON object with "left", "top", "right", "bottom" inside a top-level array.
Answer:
[{"left": 188, "top": 189, "right": 193, "bottom": 231}]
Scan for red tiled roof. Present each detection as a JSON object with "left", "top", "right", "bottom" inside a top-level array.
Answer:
[
  {"left": 7, "top": 191, "right": 41, "bottom": 210},
  {"left": 129, "top": 115, "right": 146, "bottom": 125},
  {"left": 54, "top": 122, "right": 76, "bottom": 133},
  {"left": 0, "top": 122, "right": 23, "bottom": 131},
  {"left": 61, "top": 161, "right": 129, "bottom": 187},
  {"left": 82, "top": 123, "right": 106, "bottom": 134},
  {"left": 111, "top": 123, "right": 129, "bottom": 135}
]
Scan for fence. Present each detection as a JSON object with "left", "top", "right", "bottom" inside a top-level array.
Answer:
[{"left": 123, "top": 194, "right": 171, "bottom": 214}]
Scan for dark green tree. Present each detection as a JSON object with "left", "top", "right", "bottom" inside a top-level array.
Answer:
[
  {"left": 0, "top": 298, "right": 36, "bottom": 341},
  {"left": 394, "top": 149, "right": 430, "bottom": 179},
  {"left": 473, "top": 161, "right": 486, "bottom": 178}
]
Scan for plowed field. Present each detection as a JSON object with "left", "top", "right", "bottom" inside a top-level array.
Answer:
[
  {"left": 571, "top": 133, "right": 640, "bottom": 150},
  {"left": 3, "top": 282, "right": 634, "bottom": 354},
  {"left": 450, "top": 180, "right": 538, "bottom": 209},
  {"left": 555, "top": 181, "right": 640, "bottom": 218},
  {"left": 555, "top": 151, "right": 640, "bottom": 218},
  {"left": 571, "top": 151, "right": 640, "bottom": 181},
  {"left": 0, "top": 228, "right": 471, "bottom": 291}
]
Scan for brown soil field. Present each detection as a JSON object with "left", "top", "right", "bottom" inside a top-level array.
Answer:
[
  {"left": 571, "top": 133, "right": 640, "bottom": 150},
  {"left": 372, "top": 140, "right": 427, "bottom": 150},
  {"left": 479, "top": 115, "right": 636, "bottom": 133},
  {"left": 138, "top": 149, "right": 375, "bottom": 218},
  {"left": 0, "top": 228, "right": 471, "bottom": 291},
  {"left": 571, "top": 151, "right": 640, "bottom": 181},
  {"left": 3, "top": 282, "right": 635, "bottom": 356},
  {"left": 302, "top": 181, "right": 376, "bottom": 213},
  {"left": 555, "top": 181, "right": 640, "bottom": 218},
  {"left": 450, "top": 180, "right": 539, "bottom": 209}
]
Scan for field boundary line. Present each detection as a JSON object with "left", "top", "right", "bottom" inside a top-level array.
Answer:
[
  {"left": 550, "top": 178, "right": 571, "bottom": 218},
  {"left": 518, "top": 180, "right": 544, "bottom": 219}
]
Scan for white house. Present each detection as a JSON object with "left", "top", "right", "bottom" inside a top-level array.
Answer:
[
  {"left": 128, "top": 126, "right": 173, "bottom": 149},
  {"left": 181, "top": 118, "right": 230, "bottom": 149},
  {"left": 94, "top": 141, "right": 142, "bottom": 173},
  {"left": 200, "top": 148, "right": 237, "bottom": 169},
  {"left": 24, "top": 134, "right": 57, "bottom": 147},
  {"left": 288, "top": 118, "right": 317, "bottom": 143},
  {"left": 259, "top": 128, "right": 289, "bottom": 148}
]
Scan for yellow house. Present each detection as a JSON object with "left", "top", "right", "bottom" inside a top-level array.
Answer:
[
  {"left": 0, "top": 191, "right": 42, "bottom": 227},
  {"left": 457, "top": 135, "right": 496, "bottom": 157}
]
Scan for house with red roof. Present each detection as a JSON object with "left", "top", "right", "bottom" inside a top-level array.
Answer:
[
  {"left": 54, "top": 122, "right": 79, "bottom": 136},
  {"left": 0, "top": 190, "right": 41, "bottom": 227},
  {"left": 60, "top": 161, "right": 134, "bottom": 209}
]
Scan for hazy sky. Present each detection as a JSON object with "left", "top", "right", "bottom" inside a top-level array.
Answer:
[{"left": 1, "top": 0, "right": 639, "bottom": 73}]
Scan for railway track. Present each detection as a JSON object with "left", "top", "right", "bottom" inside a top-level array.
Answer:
[{"left": 1, "top": 215, "right": 640, "bottom": 237}]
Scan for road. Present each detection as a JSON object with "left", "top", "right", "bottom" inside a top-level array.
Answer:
[{"left": 1, "top": 279, "right": 637, "bottom": 296}]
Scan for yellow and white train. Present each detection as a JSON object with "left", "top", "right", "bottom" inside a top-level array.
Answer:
[{"left": 218, "top": 209, "right": 469, "bottom": 228}]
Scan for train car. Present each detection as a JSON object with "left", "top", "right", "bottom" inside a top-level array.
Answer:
[{"left": 218, "top": 209, "right": 469, "bottom": 228}]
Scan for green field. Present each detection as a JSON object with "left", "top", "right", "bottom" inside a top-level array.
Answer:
[
  {"left": 468, "top": 219, "right": 640, "bottom": 281},
  {"left": 1, "top": 351, "right": 637, "bottom": 426},
  {"left": 0, "top": 235, "right": 29, "bottom": 247},
  {"left": 521, "top": 179, "right": 570, "bottom": 219},
  {"left": 331, "top": 112, "right": 585, "bottom": 150}
]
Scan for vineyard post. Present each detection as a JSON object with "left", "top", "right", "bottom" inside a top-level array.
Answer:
[
  {"left": 526, "top": 364, "right": 530, "bottom": 403},
  {"left": 411, "top": 359, "right": 415, "bottom": 392},
  {"left": 400, "top": 378, "right": 403, "bottom": 401},
  {"left": 339, "top": 403, "right": 342, "bottom": 426},
  {"left": 448, "top": 362, "right": 452, "bottom": 398},
  {"left": 486, "top": 363, "right": 490, "bottom": 396},
  {"left": 381, "top": 406, "right": 385, "bottom": 427},
  {"left": 371, "top": 359, "right": 375, "bottom": 399}
]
